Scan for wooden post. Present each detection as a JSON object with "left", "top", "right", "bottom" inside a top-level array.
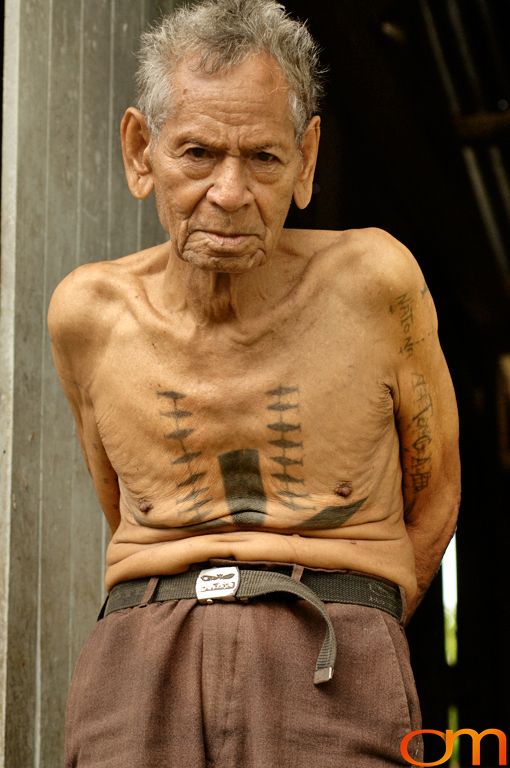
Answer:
[{"left": 0, "top": 1, "right": 171, "bottom": 764}]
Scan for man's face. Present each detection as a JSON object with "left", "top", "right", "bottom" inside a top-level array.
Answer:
[{"left": 148, "top": 53, "right": 312, "bottom": 273}]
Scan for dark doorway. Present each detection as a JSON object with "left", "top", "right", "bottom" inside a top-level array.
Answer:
[{"left": 283, "top": 2, "right": 510, "bottom": 764}]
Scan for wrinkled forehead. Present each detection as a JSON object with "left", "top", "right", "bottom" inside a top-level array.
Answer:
[{"left": 170, "top": 51, "right": 294, "bottom": 118}]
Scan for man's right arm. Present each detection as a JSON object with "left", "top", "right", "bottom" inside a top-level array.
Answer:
[{"left": 47, "top": 266, "right": 121, "bottom": 534}]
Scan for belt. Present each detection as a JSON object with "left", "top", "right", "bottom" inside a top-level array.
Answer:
[{"left": 102, "top": 567, "right": 402, "bottom": 686}]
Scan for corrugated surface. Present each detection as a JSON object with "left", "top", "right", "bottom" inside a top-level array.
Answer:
[{"left": 1, "top": 1, "right": 173, "bottom": 764}]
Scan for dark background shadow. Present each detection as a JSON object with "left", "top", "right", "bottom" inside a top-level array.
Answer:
[{"left": 283, "top": 1, "right": 510, "bottom": 764}]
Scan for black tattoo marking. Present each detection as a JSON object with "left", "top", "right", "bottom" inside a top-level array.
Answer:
[
  {"left": 177, "top": 472, "right": 206, "bottom": 489},
  {"left": 408, "top": 373, "right": 433, "bottom": 493},
  {"left": 267, "top": 403, "right": 298, "bottom": 412},
  {"left": 155, "top": 385, "right": 369, "bottom": 531},
  {"left": 267, "top": 422, "right": 300, "bottom": 433},
  {"left": 159, "top": 390, "right": 187, "bottom": 400},
  {"left": 266, "top": 386, "right": 313, "bottom": 511},
  {"left": 165, "top": 428, "right": 194, "bottom": 440},
  {"left": 390, "top": 293, "right": 425, "bottom": 358},
  {"left": 390, "top": 293, "right": 412, "bottom": 332},
  {"left": 267, "top": 386, "right": 299, "bottom": 397},
  {"left": 293, "top": 499, "right": 368, "bottom": 530},
  {"left": 265, "top": 386, "right": 367, "bottom": 525},
  {"left": 271, "top": 473, "right": 304, "bottom": 484},
  {"left": 172, "top": 451, "right": 202, "bottom": 465},
  {"left": 230, "top": 511, "right": 267, "bottom": 525},
  {"left": 272, "top": 456, "right": 303, "bottom": 467},
  {"left": 269, "top": 438, "right": 303, "bottom": 449},
  {"left": 184, "top": 497, "right": 212, "bottom": 516},
  {"left": 177, "top": 488, "right": 207, "bottom": 504},
  {"left": 219, "top": 449, "right": 267, "bottom": 526},
  {"left": 159, "top": 390, "right": 212, "bottom": 522},
  {"left": 161, "top": 409, "right": 192, "bottom": 419}
]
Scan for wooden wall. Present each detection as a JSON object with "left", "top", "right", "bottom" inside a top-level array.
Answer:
[{"left": 1, "top": 1, "right": 173, "bottom": 764}]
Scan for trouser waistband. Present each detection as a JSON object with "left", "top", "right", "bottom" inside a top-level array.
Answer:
[{"left": 101, "top": 567, "right": 402, "bottom": 686}]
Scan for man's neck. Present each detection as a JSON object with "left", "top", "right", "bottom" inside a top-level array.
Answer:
[
  {"left": 180, "top": 269, "right": 244, "bottom": 324},
  {"left": 160, "top": 237, "right": 305, "bottom": 327}
]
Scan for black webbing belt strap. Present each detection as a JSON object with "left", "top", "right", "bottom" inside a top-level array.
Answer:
[{"left": 102, "top": 569, "right": 402, "bottom": 685}]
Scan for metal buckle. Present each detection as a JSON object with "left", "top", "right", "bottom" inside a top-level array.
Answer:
[{"left": 195, "top": 566, "right": 241, "bottom": 603}]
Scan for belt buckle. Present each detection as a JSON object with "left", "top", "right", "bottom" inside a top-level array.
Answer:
[{"left": 195, "top": 566, "right": 241, "bottom": 603}]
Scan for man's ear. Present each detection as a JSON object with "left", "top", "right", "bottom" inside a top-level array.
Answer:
[
  {"left": 120, "top": 107, "right": 154, "bottom": 199},
  {"left": 293, "top": 115, "right": 321, "bottom": 210}
]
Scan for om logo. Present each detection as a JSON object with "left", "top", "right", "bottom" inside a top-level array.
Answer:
[{"left": 401, "top": 728, "right": 507, "bottom": 766}]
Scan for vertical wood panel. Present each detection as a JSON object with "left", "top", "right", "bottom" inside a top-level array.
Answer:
[
  {"left": 67, "top": 0, "right": 112, "bottom": 680},
  {"left": 2, "top": 1, "right": 178, "bottom": 764},
  {"left": 140, "top": 0, "right": 170, "bottom": 250},
  {"left": 78, "top": 0, "right": 111, "bottom": 266},
  {"left": 39, "top": 0, "right": 82, "bottom": 762},
  {"left": 4, "top": 0, "right": 51, "bottom": 764},
  {"left": 108, "top": 0, "right": 145, "bottom": 260},
  {"left": 0, "top": 0, "right": 19, "bottom": 753}
]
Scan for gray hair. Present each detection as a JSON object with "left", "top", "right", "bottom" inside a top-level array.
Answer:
[{"left": 136, "top": 0, "right": 325, "bottom": 144}]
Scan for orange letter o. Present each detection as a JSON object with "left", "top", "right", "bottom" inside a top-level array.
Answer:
[{"left": 400, "top": 729, "right": 452, "bottom": 767}]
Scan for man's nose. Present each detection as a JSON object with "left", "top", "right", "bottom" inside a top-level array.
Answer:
[{"left": 206, "top": 157, "right": 253, "bottom": 211}]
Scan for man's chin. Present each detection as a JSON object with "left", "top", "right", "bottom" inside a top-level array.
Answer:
[{"left": 178, "top": 248, "right": 268, "bottom": 274}]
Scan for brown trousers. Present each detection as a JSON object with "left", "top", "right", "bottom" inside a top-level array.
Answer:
[{"left": 65, "top": 587, "right": 423, "bottom": 767}]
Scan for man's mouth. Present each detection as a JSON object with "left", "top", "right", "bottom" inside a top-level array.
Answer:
[
  {"left": 179, "top": 228, "right": 267, "bottom": 271},
  {"left": 200, "top": 231, "right": 259, "bottom": 250}
]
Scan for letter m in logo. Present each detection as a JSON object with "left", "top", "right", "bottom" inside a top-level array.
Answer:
[{"left": 450, "top": 729, "right": 507, "bottom": 766}]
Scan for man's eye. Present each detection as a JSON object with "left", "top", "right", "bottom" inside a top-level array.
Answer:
[
  {"left": 255, "top": 152, "right": 276, "bottom": 163},
  {"left": 186, "top": 147, "right": 211, "bottom": 159}
]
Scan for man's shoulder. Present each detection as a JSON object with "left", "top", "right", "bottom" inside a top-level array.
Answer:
[
  {"left": 48, "top": 259, "right": 119, "bottom": 344},
  {"left": 311, "top": 226, "right": 417, "bottom": 274},
  {"left": 342, "top": 227, "right": 422, "bottom": 292},
  {"left": 291, "top": 226, "right": 424, "bottom": 298},
  {"left": 47, "top": 245, "right": 166, "bottom": 340}
]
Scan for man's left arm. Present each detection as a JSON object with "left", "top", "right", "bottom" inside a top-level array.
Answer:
[{"left": 392, "top": 276, "right": 460, "bottom": 620}]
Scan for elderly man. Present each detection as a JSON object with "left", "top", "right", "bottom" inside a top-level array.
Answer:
[{"left": 49, "top": 1, "right": 459, "bottom": 766}]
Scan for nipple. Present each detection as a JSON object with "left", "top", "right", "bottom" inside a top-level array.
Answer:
[
  {"left": 138, "top": 498, "right": 153, "bottom": 513},
  {"left": 334, "top": 481, "right": 353, "bottom": 498}
]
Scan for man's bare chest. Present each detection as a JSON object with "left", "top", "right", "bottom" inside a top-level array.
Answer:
[{"left": 87, "top": 311, "right": 397, "bottom": 532}]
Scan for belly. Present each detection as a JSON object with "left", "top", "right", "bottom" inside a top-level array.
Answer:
[{"left": 118, "top": 433, "right": 401, "bottom": 540}]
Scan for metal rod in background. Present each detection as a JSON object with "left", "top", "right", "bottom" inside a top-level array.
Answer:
[
  {"left": 420, "top": 0, "right": 509, "bottom": 282},
  {"left": 419, "top": 0, "right": 461, "bottom": 114},
  {"left": 489, "top": 144, "right": 510, "bottom": 229},
  {"left": 446, "top": 0, "right": 486, "bottom": 110},
  {"left": 463, "top": 145, "right": 509, "bottom": 279},
  {"left": 472, "top": 0, "right": 510, "bottom": 100}
]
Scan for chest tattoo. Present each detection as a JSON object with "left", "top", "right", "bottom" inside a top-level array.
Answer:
[
  {"left": 219, "top": 448, "right": 266, "bottom": 525},
  {"left": 156, "top": 384, "right": 367, "bottom": 530},
  {"left": 265, "top": 385, "right": 312, "bottom": 510},
  {"left": 159, "top": 390, "right": 213, "bottom": 523}
]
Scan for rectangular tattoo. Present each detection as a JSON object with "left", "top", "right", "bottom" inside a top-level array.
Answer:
[
  {"left": 390, "top": 292, "right": 424, "bottom": 358},
  {"left": 408, "top": 373, "right": 433, "bottom": 493}
]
